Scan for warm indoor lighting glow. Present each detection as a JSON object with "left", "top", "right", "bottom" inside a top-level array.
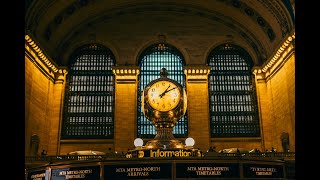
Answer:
[{"left": 185, "top": 137, "right": 195, "bottom": 147}]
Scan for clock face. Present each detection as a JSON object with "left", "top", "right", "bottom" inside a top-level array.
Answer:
[{"left": 147, "top": 80, "right": 181, "bottom": 111}]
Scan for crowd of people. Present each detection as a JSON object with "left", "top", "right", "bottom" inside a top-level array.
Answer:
[{"left": 205, "top": 146, "right": 287, "bottom": 154}]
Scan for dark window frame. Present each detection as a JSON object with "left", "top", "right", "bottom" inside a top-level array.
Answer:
[
  {"left": 208, "top": 44, "right": 260, "bottom": 138},
  {"left": 61, "top": 44, "right": 115, "bottom": 139}
]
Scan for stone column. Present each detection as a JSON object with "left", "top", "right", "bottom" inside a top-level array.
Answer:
[
  {"left": 184, "top": 65, "right": 211, "bottom": 151},
  {"left": 49, "top": 68, "right": 68, "bottom": 155},
  {"left": 253, "top": 69, "right": 269, "bottom": 152},
  {"left": 113, "top": 66, "right": 140, "bottom": 153}
]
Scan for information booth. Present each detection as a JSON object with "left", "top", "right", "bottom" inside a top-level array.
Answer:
[{"left": 26, "top": 152, "right": 295, "bottom": 180}]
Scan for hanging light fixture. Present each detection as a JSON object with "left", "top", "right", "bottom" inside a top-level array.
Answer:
[{"left": 157, "top": 34, "right": 167, "bottom": 52}]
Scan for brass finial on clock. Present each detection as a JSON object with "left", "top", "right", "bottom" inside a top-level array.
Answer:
[{"left": 160, "top": 67, "right": 168, "bottom": 78}]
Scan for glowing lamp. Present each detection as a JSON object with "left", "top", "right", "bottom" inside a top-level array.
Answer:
[
  {"left": 134, "top": 138, "right": 143, "bottom": 147},
  {"left": 185, "top": 137, "right": 195, "bottom": 147}
]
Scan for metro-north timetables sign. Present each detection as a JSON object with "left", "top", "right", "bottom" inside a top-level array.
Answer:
[
  {"left": 176, "top": 163, "right": 240, "bottom": 179},
  {"left": 50, "top": 166, "right": 100, "bottom": 180}
]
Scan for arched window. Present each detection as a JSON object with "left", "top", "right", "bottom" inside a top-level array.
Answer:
[
  {"left": 61, "top": 44, "right": 115, "bottom": 139},
  {"left": 208, "top": 44, "right": 260, "bottom": 138},
  {"left": 137, "top": 43, "right": 188, "bottom": 138}
]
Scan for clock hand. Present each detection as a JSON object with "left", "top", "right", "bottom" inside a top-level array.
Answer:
[
  {"left": 159, "top": 85, "right": 170, "bottom": 98},
  {"left": 166, "top": 87, "right": 177, "bottom": 93},
  {"left": 159, "top": 87, "right": 177, "bottom": 98}
]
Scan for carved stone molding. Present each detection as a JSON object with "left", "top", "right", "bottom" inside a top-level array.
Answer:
[
  {"left": 112, "top": 66, "right": 140, "bottom": 84},
  {"left": 184, "top": 65, "right": 211, "bottom": 83},
  {"left": 253, "top": 32, "right": 295, "bottom": 80},
  {"left": 25, "top": 34, "right": 68, "bottom": 83}
]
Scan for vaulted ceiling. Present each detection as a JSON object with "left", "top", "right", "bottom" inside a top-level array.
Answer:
[{"left": 25, "top": 0, "right": 295, "bottom": 66}]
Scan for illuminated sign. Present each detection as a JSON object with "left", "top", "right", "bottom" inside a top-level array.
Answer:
[
  {"left": 243, "top": 163, "right": 284, "bottom": 178},
  {"left": 104, "top": 163, "right": 171, "bottom": 179},
  {"left": 176, "top": 163, "right": 240, "bottom": 178},
  {"left": 27, "top": 170, "right": 46, "bottom": 180},
  {"left": 127, "top": 149, "right": 199, "bottom": 158},
  {"left": 51, "top": 166, "right": 100, "bottom": 180}
]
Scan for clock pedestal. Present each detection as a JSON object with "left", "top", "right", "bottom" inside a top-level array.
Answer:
[{"left": 144, "top": 125, "right": 184, "bottom": 149}]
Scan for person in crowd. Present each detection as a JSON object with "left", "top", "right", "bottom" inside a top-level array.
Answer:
[
  {"left": 41, "top": 149, "right": 47, "bottom": 156},
  {"left": 281, "top": 131, "right": 290, "bottom": 152},
  {"left": 236, "top": 148, "right": 240, "bottom": 154},
  {"left": 208, "top": 146, "right": 216, "bottom": 152}
]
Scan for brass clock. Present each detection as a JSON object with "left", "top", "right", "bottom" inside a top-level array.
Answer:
[
  {"left": 142, "top": 68, "right": 187, "bottom": 122},
  {"left": 141, "top": 68, "right": 187, "bottom": 149}
]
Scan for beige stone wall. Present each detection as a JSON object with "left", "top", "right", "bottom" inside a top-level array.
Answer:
[
  {"left": 256, "top": 50, "right": 295, "bottom": 152},
  {"left": 255, "top": 76, "right": 270, "bottom": 152},
  {"left": 184, "top": 66, "right": 211, "bottom": 151},
  {"left": 268, "top": 53, "right": 295, "bottom": 152},
  {"left": 113, "top": 66, "right": 140, "bottom": 153},
  {"left": 47, "top": 74, "right": 67, "bottom": 155},
  {"left": 25, "top": 54, "right": 53, "bottom": 156},
  {"left": 25, "top": 42, "right": 68, "bottom": 156}
]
